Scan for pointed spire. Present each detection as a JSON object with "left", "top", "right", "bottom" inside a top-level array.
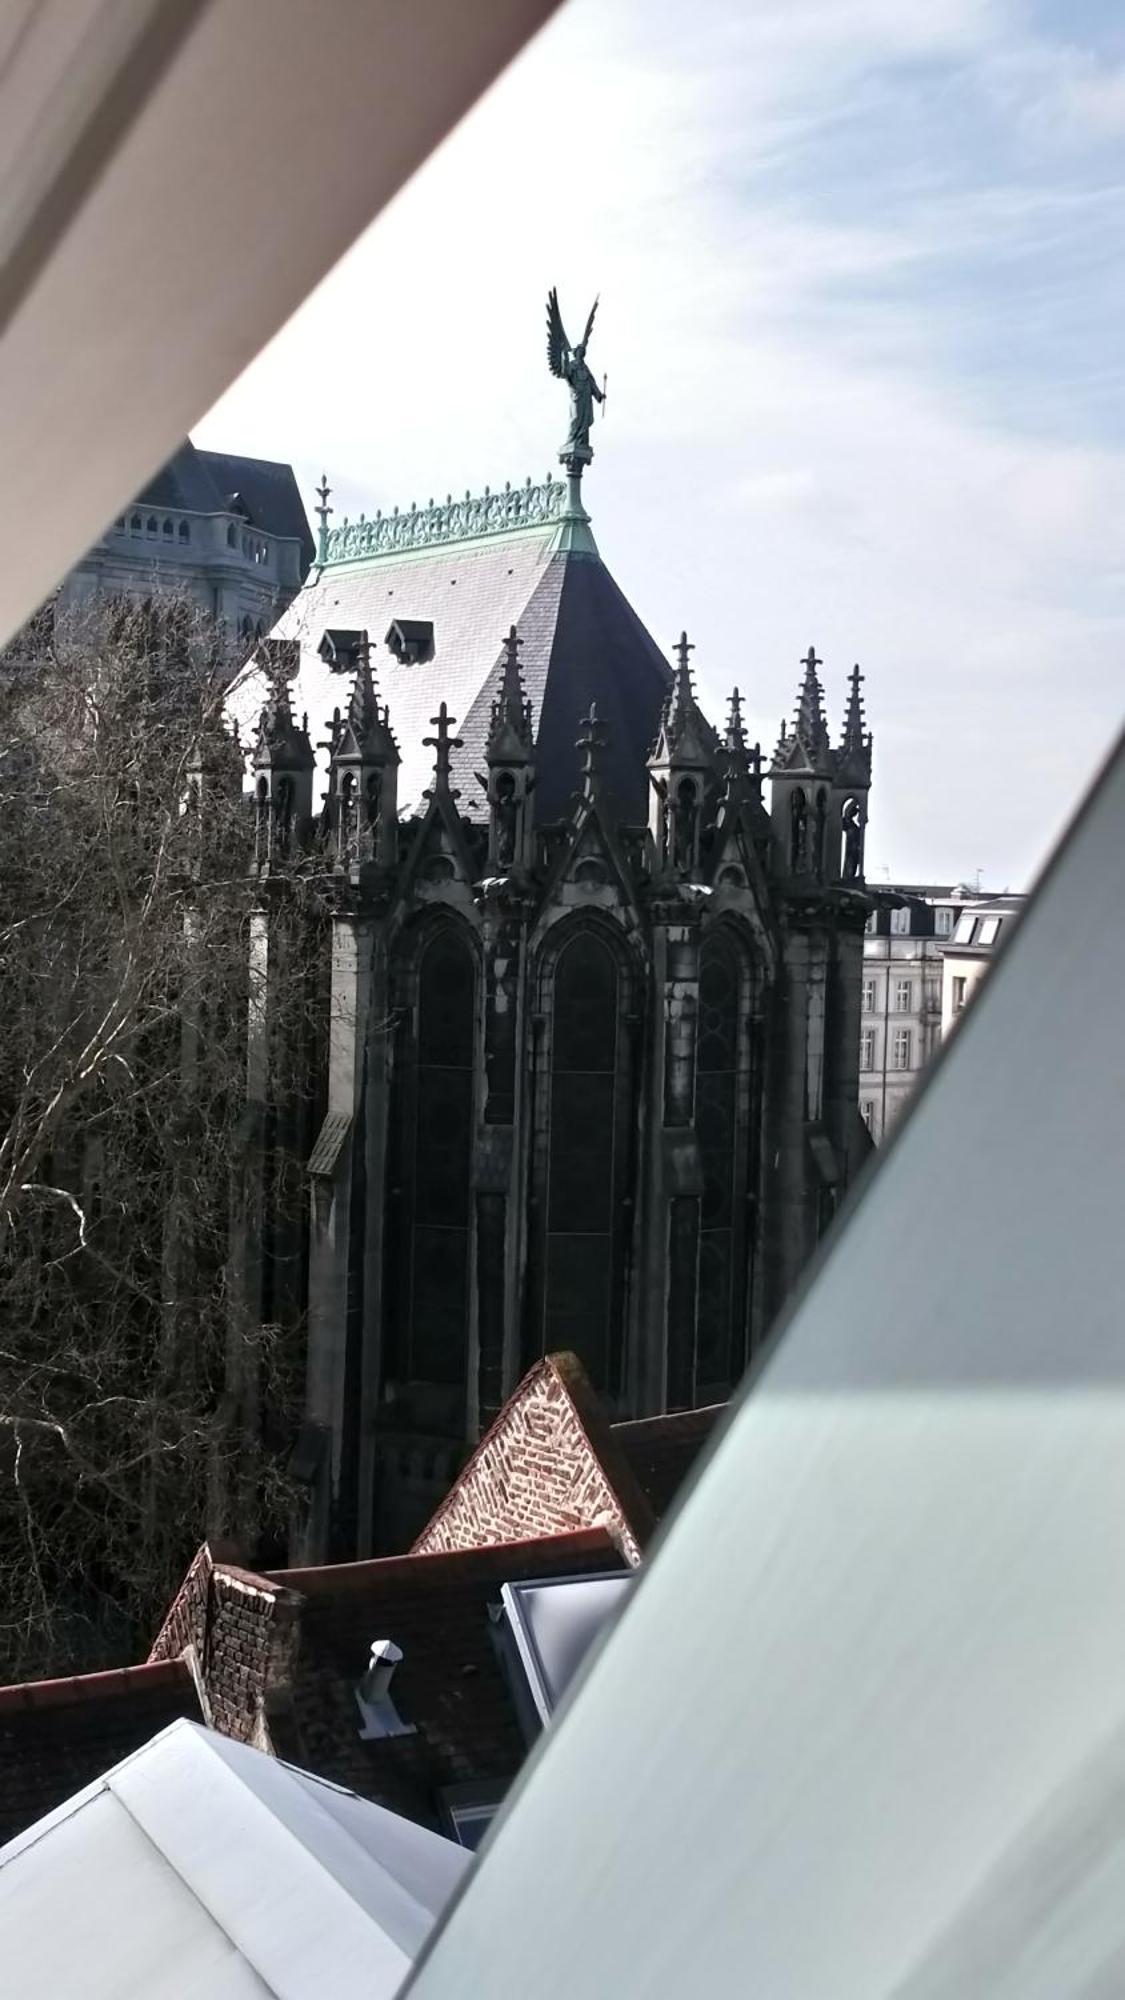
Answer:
[
  {"left": 424, "top": 702, "right": 462, "bottom": 801},
  {"left": 651, "top": 630, "right": 713, "bottom": 767},
  {"left": 486, "top": 625, "right": 534, "bottom": 764},
  {"left": 329, "top": 632, "right": 399, "bottom": 773},
  {"left": 718, "top": 686, "right": 763, "bottom": 811},
  {"left": 837, "top": 661, "right": 871, "bottom": 771},
  {"left": 725, "top": 686, "right": 747, "bottom": 754},
  {"left": 253, "top": 641, "right": 312, "bottom": 770},
  {"left": 771, "top": 645, "right": 831, "bottom": 773},
  {"left": 795, "top": 645, "right": 829, "bottom": 754}
]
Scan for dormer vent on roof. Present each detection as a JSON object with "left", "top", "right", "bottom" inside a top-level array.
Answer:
[
  {"left": 385, "top": 618, "right": 434, "bottom": 665},
  {"left": 318, "top": 628, "right": 366, "bottom": 674},
  {"left": 355, "top": 1638, "right": 416, "bottom": 1741}
]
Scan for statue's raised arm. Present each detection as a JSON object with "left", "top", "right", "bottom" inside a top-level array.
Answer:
[{"left": 546, "top": 286, "right": 602, "bottom": 467}]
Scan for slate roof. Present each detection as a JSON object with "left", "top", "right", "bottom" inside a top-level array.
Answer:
[
  {"left": 261, "top": 1529, "right": 625, "bottom": 1830},
  {"left": 134, "top": 439, "right": 314, "bottom": 568},
  {"left": 237, "top": 509, "right": 672, "bottom": 822},
  {"left": 0, "top": 1657, "right": 202, "bottom": 1844}
]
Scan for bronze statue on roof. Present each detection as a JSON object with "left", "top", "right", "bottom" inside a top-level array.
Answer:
[{"left": 547, "top": 287, "right": 604, "bottom": 467}]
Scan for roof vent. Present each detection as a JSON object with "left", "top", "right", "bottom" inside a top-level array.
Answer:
[
  {"left": 318, "top": 627, "right": 365, "bottom": 673},
  {"left": 385, "top": 617, "right": 434, "bottom": 665},
  {"left": 355, "top": 1638, "right": 416, "bottom": 1741}
]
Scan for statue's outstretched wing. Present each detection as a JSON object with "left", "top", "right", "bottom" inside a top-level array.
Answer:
[
  {"left": 546, "top": 287, "right": 570, "bottom": 378},
  {"left": 581, "top": 296, "right": 599, "bottom": 352}
]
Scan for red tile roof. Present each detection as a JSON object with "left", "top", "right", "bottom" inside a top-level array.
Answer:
[{"left": 0, "top": 1657, "right": 201, "bottom": 1843}]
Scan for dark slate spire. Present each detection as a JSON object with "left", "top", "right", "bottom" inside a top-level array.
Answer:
[{"left": 486, "top": 625, "right": 534, "bottom": 765}]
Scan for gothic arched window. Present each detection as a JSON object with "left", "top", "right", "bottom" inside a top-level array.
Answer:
[
  {"left": 388, "top": 926, "right": 475, "bottom": 1429},
  {"left": 529, "top": 926, "right": 634, "bottom": 1395},
  {"left": 673, "top": 927, "right": 760, "bottom": 1406}
]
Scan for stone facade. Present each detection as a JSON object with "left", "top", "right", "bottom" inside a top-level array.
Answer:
[
  {"left": 232, "top": 482, "right": 876, "bottom": 1559},
  {"left": 62, "top": 438, "right": 312, "bottom": 645}
]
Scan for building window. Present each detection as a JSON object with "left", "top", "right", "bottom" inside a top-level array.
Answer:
[
  {"left": 688, "top": 929, "right": 757, "bottom": 1403},
  {"left": 130, "top": 512, "right": 142, "bottom": 533},
  {"left": 529, "top": 928, "right": 634, "bottom": 1395},
  {"left": 441, "top": 1782, "right": 505, "bottom": 1851},
  {"left": 934, "top": 906, "right": 954, "bottom": 936},
  {"left": 862, "top": 978, "right": 876, "bottom": 1013},
  {"left": 953, "top": 913, "right": 978, "bottom": 944},
  {"left": 865, "top": 912, "right": 877, "bottom": 935},
  {"left": 978, "top": 917, "right": 1000, "bottom": 946},
  {"left": 146, "top": 515, "right": 158, "bottom": 536},
  {"left": 162, "top": 517, "right": 174, "bottom": 537},
  {"left": 387, "top": 926, "right": 476, "bottom": 1427},
  {"left": 952, "top": 975, "right": 967, "bottom": 1013},
  {"left": 860, "top": 1029, "right": 876, "bottom": 1069},
  {"left": 178, "top": 520, "right": 190, "bottom": 542},
  {"left": 227, "top": 523, "right": 237, "bottom": 547},
  {"left": 894, "top": 979, "right": 912, "bottom": 1012},
  {"left": 891, "top": 1029, "right": 912, "bottom": 1070},
  {"left": 890, "top": 905, "right": 911, "bottom": 936},
  {"left": 861, "top": 1100, "right": 875, "bottom": 1129}
]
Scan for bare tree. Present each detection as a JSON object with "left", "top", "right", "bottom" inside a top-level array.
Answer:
[{"left": 0, "top": 595, "right": 320, "bottom": 1677}]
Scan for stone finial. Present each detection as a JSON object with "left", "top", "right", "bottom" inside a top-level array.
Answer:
[
  {"left": 315, "top": 473, "right": 333, "bottom": 565},
  {"left": 575, "top": 702, "right": 609, "bottom": 802},
  {"left": 424, "top": 702, "right": 463, "bottom": 800}
]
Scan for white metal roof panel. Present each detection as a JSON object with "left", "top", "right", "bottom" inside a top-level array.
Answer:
[
  {"left": 0, "top": 1719, "right": 468, "bottom": 1999},
  {"left": 405, "top": 735, "right": 1125, "bottom": 1995}
]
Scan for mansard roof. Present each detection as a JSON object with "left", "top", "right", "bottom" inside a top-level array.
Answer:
[
  {"left": 238, "top": 475, "right": 672, "bottom": 824},
  {"left": 136, "top": 440, "right": 315, "bottom": 568}
]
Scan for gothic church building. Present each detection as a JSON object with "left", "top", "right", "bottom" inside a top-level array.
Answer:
[{"left": 234, "top": 445, "right": 875, "bottom": 1557}]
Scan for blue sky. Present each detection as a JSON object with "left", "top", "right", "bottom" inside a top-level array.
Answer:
[{"left": 197, "top": 0, "right": 1125, "bottom": 886}]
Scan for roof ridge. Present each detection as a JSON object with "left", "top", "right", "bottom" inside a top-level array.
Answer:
[
  {"left": 268, "top": 1524, "right": 614, "bottom": 1595},
  {"left": 0, "top": 1656, "right": 193, "bottom": 1715},
  {"left": 322, "top": 473, "right": 567, "bottom": 567}
]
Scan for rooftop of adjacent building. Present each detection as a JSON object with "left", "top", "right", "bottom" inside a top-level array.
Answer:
[
  {"left": 942, "top": 898, "right": 1023, "bottom": 959},
  {"left": 114, "top": 438, "right": 314, "bottom": 566},
  {"left": 0, "top": 1657, "right": 202, "bottom": 1845}
]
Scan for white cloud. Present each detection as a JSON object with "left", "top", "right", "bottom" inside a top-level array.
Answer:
[{"left": 196, "top": 0, "right": 1125, "bottom": 887}]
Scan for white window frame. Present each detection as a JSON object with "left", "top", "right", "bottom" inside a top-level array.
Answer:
[
  {"left": 894, "top": 979, "right": 912, "bottom": 1012},
  {"left": 891, "top": 1029, "right": 912, "bottom": 1071}
]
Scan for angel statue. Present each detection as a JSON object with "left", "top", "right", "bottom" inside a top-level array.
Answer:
[{"left": 546, "top": 287, "right": 604, "bottom": 466}]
